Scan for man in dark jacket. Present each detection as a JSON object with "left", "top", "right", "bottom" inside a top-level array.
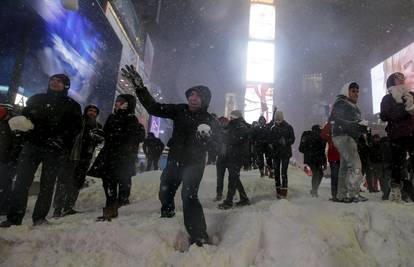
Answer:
[
  {"left": 217, "top": 110, "right": 251, "bottom": 209},
  {"left": 88, "top": 94, "right": 145, "bottom": 221},
  {"left": 0, "top": 103, "right": 24, "bottom": 214},
  {"left": 0, "top": 74, "right": 82, "bottom": 227},
  {"left": 53, "top": 104, "right": 104, "bottom": 217},
  {"left": 299, "top": 125, "right": 327, "bottom": 197},
  {"left": 253, "top": 116, "right": 273, "bottom": 177},
  {"left": 268, "top": 111, "right": 295, "bottom": 199},
  {"left": 380, "top": 72, "right": 414, "bottom": 202},
  {"left": 143, "top": 132, "right": 165, "bottom": 171},
  {"left": 330, "top": 82, "right": 368, "bottom": 203},
  {"left": 121, "top": 65, "right": 219, "bottom": 247}
]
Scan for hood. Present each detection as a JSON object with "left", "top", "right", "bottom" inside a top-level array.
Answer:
[
  {"left": 339, "top": 82, "right": 357, "bottom": 98},
  {"left": 116, "top": 94, "right": 136, "bottom": 114},
  {"left": 84, "top": 104, "right": 100, "bottom": 116},
  {"left": 185, "top": 85, "right": 211, "bottom": 108}
]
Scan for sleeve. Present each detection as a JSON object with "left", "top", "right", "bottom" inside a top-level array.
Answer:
[
  {"left": 136, "top": 87, "right": 178, "bottom": 119},
  {"left": 329, "top": 101, "right": 359, "bottom": 132},
  {"left": 287, "top": 125, "right": 295, "bottom": 146}
]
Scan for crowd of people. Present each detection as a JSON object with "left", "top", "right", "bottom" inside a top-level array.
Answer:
[{"left": 1, "top": 68, "right": 414, "bottom": 247}]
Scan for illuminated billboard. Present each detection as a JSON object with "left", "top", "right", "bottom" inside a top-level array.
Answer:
[
  {"left": 370, "top": 41, "right": 414, "bottom": 114},
  {"left": 246, "top": 41, "right": 274, "bottom": 83},
  {"left": 244, "top": 83, "right": 273, "bottom": 123},
  {"left": 249, "top": 4, "right": 275, "bottom": 41},
  {"left": 250, "top": 0, "right": 274, "bottom": 4}
]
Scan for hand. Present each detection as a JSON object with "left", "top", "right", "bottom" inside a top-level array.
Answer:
[
  {"left": 358, "top": 119, "right": 369, "bottom": 127},
  {"left": 121, "top": 64, "right": 144, "bottom": 91}
]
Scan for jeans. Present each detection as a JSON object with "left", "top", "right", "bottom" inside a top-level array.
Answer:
[
  {"left": 273, "top": 157, "right": 290, "bottom": 187},
  {"left": 310, "top": 163, "right": 324, "bottom": 195},
  {"left": 159, "top": 159, "right": 181, "bottom": 214},
  {"left": 216, "top": 157, "right": 226, "bottom": 197},
  {"left": 224, "top": 163, "right": 249, "bottom": 204},
  {"left": 0, "top": 161, "right": 17, "bottom": 213},
  {"left": 329, "top": 161, "right": 340, "bottom": 199}
]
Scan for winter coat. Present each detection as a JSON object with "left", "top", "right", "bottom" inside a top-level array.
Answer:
[
  {"left": 143, "top": 135, "right": 165, "bottom": 157},
  {"left": 21, "top": 89, "right": 82, "bottom": 153},
  {"left": 320, "top": 123, "right": 340, "bottom": 162},
  {"left": 268, "top": 120, "right": 295, "bottom": 159},
  {"left": 70, "top": 116, "right": 104, "bottom": 161},
  {"left": 380, "top": 91, "right": 414, "bottom": 139},
  {"left": 368, "top": 140, "right": 383, "bottom": 163},
  {"left": 299, "top": 130, "right": 326, "bottom": 166},
  {"left": 329, "top": 83, "right": 366, "bottom": 141},
  {"left": 0, "top": 104, "right": 24, "bottom": 163},
  {"left": 136, "top": 87, "right": 220, "bottom": 165},
  {"left": 221, "top": 118, "right": 252, "bottom": 165},
  {"left": 88, "top": 94, "right": 145, "bottom": 179}
]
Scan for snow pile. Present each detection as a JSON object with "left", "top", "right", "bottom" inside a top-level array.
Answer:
[{"left": 1, "top": 166, "right": 414, "bottom": 267}]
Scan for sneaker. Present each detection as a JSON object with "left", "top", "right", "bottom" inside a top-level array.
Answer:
[
  {"left": 337, "top": 197, "right": 353, "bottom": 203},
  {"left": 218, "top": 201, "right": 233, "bottom": 210},
  {"left": 0, "top": 220, "right": 20, "bottom": 228},
  {"left": 160, "top": 210, "right": 176, "bottom": 218},
  {"left": 235, "top": 199, "right": 251, "bottom": 207},
  {"left": 33, "top": 218, "right": 50, "bottom": 226}
]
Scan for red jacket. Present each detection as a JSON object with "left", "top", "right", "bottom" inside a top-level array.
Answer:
[{"left": 320, "top": 123, "right": 340, "bottom": 162}]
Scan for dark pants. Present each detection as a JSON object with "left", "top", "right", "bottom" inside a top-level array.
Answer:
[
  {"left": 255, "top": 144, "right": 272, "bottom": 170},
  {"left": 329, "top": 161, "right": 340, "bottom": 199},
  {"left": 146, "top": 154, "right": 160, "bottom": 171},
  {"left": 7, "top": 144, "right": 64, "bottom": 224},
  {"left": 53, "top": 158, "right": 91, "bottom": 211},
  {"left": 0, "top": 161, "right": 17, "bottom": 214},
  {"left": 225, "top": 163, "right": 248, "bottom": 204},
  {"left": 310, "top": 163, "right": 324, "bottom": 195},
  {"left": 216, "top": 157, "right": 226, "bottom": 197},
  {"left": 273, "top": 157, "right": 290, "bottom": 187},
  {"left": 159, "top": 159, "right": 208, "bottom": 241},
  {"left": 102, "top": 174, "right": 132, "bottom": 207},
  {"left": 389, "top": 137, "right": 414, "bottom": 187},
  {"left": 367, "top": 161, "right": 382, "bottom": 192}
]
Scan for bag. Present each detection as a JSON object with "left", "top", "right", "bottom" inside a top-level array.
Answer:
[{"left": 299, "top": 131, "right": 313, "bottom": 153}]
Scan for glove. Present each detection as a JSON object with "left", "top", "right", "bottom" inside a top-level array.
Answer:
[
  {"left": 358, "top": 119, "right": 369, "bottom": 127},
  {"left": 121, "top": 64, "right": 145, "bottom": 92},
  {"left": 8, "top": 116, "right": 34, "bottom": 132},
  {"left": 90, "top": 128, "right": 105, "bottom": 143}
]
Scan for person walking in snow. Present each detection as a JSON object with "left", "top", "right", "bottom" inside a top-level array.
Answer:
[
  {"left": 217, "top": 110, "right": 251, "bottom": 209},
  {"left": 121, "top": 65, "right": 220, "bottom": 247},
  {"left": 88, "top": 94, "right": 145, "bottom": 221},
  {"left": 329, "top": 82, "right": 368, "bottom": 203},
  {"left": 0, "top": 74, "right": 82, "bottom": 227},
  {"left": 299, "top": 125, "right": 327, "bottom": 198},
  {"left": 380, "top": 72, "right": 414, "bottom": 202},
  {"left": 143, "top": 132, "right": 165, "bottom": 171},
  {"left": 252, "top": 116, "right": 273, "bottom": 178},
  {"left": 268, "top": 111, "right": 295, "bottom": 199},
  {"left": 214, "top": 116, "right": 230, "bottom": 201},
  {"left": 53, "top": 104, "right": 104, "bottom": 217}
]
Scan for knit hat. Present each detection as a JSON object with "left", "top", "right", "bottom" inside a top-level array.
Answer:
[
  {"left": 275, "top": 111, "right": 284, "bottom": 121},
  {"left": 230, "top": 110, "right": 243, "bottom": 119},
  {"left": 50, "top": 74, "right": 70, "bottom": 90}
]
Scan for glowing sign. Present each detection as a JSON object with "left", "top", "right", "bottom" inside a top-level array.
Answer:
[
  {"left": 250, "top": 0, "right": 274, "bottom": 4},
  {"left": 246, "top": 41, "right": 274, "bottom": 83},
  {"left": 244, "top": 83, "right": 274, "bottom": 123},
  {"left": 14, "top": 93, "right": 28, "bottom": 107},
  {"left": 249, "top": 4, "right": 275, "bottom": 41}
]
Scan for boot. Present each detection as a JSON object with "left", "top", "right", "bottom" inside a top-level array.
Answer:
[
  {"left": 213, "top": 194, "right": 223, "bottom": 202},
  {"left": 276, "top": 187, "right": 281, "bottom": 199},
  {"left": 96, "top": 203, "right": 119, "bottom": 222},
  {"left": 279, "top": 187, "right": 288, "bottom": 199},
  {"left": 268, "top": 167, "right": 274, "bottom": 179},
  {"left": 259, "top": 169, "right": 265, "bottom": 178},
  {"left": 218, "top": 201, "right": 233, "bottom": 210},
  {"left": 390, "top": 185, "right": 402, "bottom": 202}
]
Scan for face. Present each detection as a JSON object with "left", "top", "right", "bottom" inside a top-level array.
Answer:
[
  {"left": 394, "top": 74, "right": 406, "bottom": 86},
  {"left": 188, "top": 91, "right": 202, "bottom": 111},
  {"left": 86, "top": 108, "right": 98, "bottom": 119},
  {"left": 49, "top": 77, "right": 65, "bottom": 92},
  {"left": 348, "top": 87, "right": 359, "bottom": 103},
  {"left": 114, "top": 100, "right": 125, "bottom": 111}
]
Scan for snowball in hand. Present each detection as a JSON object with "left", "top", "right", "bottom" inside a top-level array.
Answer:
[
  {"left": 196, "top": 124, "right": 211, "bottom": 139},
  {"left": 8, "top": 116, "right": 34, "bottom": 132}
]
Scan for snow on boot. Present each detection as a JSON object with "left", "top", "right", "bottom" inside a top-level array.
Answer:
[
  {"left": 0, "top": 220, "right": 20, "bottom": 228},
  {"left": 33, "top": 218, "right": 50, "bottom": 226},
  {"left": 390, "top": 186, "right": 402, "bottom": 202}
]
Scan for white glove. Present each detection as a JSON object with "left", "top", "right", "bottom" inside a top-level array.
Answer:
[
  {"left": 358, "top": 119, "right": 369, "bottom": 127},
  {"left": 8, "top": 116, "right": 34, "bottom": 132}
]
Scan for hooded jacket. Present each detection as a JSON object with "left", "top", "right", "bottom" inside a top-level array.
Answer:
[
  {"left": 88, "top": 94, "right": 145, "bottom": 178},
  {"left": 21, "top": 87, "right": 82, "bottom": 152},
  {"left": 268, "top": 120, "right": 295, "bottom": 158},
  {"left": 136, "top": 86, "right": 219, "bottom": 165},
  {"left": 329, "top": 82, "right": 364, "bottom": 140},
  {"left": 221, "top": 117, "right": 252, "bottom": 164}
]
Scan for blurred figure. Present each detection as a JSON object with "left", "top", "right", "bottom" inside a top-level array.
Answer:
[
  {"left": 380, "top": 72, "right": 414, "bottom": 202},
  {"left": 1, "top": 74, "right": 82, "bottom": 227},
  {"left": 252, "top": 116, "right": 273, "bottom": 178},
  {"left": 299, "top": 125, "right": 327, "bottom": 198},
  {"left": 218, "top": 110, "right": 251, "bottom": 210},
  {"left": 53, "top": 104, "right": 104, "bottom": 217},
  {"left": 320, "top": 122, "right": 341, "bottom": 201},
  {"left": 330, "top": 82, "right": 368, "bottom": 203},
  {"left": 143, "top": 132, "right": 165, "bottom": 171},
  {"left": 88, "top": 94, "right": 145, "bottom": 221},
  {"left": 366, "top": 134, "right": 382, "bottom": 193},
  {"left": 214, "top": 116, "right": 230, "bottom": 201},
  {"left": 268, "top": 111, "right": 295, "bottom": 199}
]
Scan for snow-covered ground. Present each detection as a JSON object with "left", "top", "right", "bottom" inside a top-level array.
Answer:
[{"left": 1, "top": 165, "right": 414, "bottom": 267}]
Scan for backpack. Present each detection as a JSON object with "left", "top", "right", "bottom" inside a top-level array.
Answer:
[{"left": 299, "top": 130, "right": 313, "bottom": 154}]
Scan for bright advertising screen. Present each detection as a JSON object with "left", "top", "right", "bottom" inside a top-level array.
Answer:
[
  {"left": 246, "top": 41, "right": 274, "bottom": 83},
  {"left": 249, "top": 4, "right": 275, "bottom": 41},
  {"left": 244, "top": 83, "right": 273, "bottom": 123},
  {"left": 371, "top": 41, "right": 414, "bottom": 114}
]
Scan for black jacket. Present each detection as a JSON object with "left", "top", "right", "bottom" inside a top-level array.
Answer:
[
  {"left": 70, "top": 116, "right": 104, "bottom": 161},
  {"left": 329, "top": 95, "right": 365, "bottom": 140},
  {"left": 143, "top": 135, "right": 165, "bottom": 157},
  {"left": 221, "top": 118, "right": 252, "bottom": 165},
  {"left": 88, "top": 94, "right": 145, "bottom": 178},
  {"left": 268, "top": 120, "right": 295, "bottom": 158},
  {"left": 22, "top": 89, "right": 82, "bottom": 152},
  {"left": 299, "top": 130, "right": 326, "bottom": 166},
  {"left": 136, "top": 87, "right": 219, "bottom": 165},
  {"left": 0, "top": 104, "right": 24, "bottom": 163}
]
